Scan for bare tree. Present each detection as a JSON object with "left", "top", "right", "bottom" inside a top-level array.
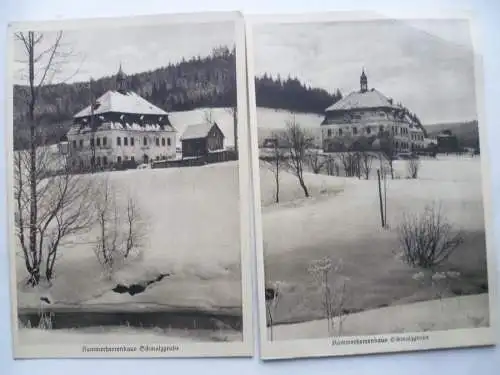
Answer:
[
  {"left": 93, "top": 177, "right": 145, "bottom": 277},
  {"left": 260, "top": 136, "right": 285, "bottom": 204},
  {"left": 377, "top": 131, "right": 397, "bottom": 179},
  {"left": 338, "top": 152, "right": 358, "bottom": 178},
  {"left": 308, "top": 149, "right": 326, "bottom": 174},
  {"left": 203, "top": 108, "right": 214, "bottom": 124},
  {"left": 14, "top": 148, "right": 95, "bottom": 285},
  {"left": 124, "top": 197, "right": 144, "bottom": 258},
  {"left": 359, "top": 151, "right": 374, "bottom": 180},
  {"left": 407, "top": 158, "right": 420, "bottom": 179},
  {"left": 325, "top": 155, "right": 339, "bottom": 176},
  {"left": 282, "top": 117, "right": 313, "bottom": 198},
  {"left": 13, "top": 31, "right": 86, "bottom": 285}
]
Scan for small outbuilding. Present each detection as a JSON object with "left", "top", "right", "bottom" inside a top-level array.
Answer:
[{"left": 181, "top": 122, "right": 225, "bottom": 158}]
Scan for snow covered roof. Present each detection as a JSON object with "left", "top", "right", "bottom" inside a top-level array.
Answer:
[
  {"left": 68, "top": 121, "right": 176, "bottom": 135},
  {"left": 73, "top": 90, "right": 168, "bottom": 118},
  {"left": 181, "top": 122, "right": 216, "bottom": 140},
  {"left": 325, "top": 89, "right": 398, "bottom": 112}
]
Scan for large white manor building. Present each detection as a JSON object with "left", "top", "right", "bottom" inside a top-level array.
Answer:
[
  {"left": 321, "top": 70, "right": 426, "bottom": 153},
  {"left": 67, "top": 66, "right": 177, "bottom": 169}
]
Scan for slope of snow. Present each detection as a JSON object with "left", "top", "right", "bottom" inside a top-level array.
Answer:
[
  {"left": 271, "top": 294, "right": 489, "bottom": 340},
  {"left": 255, "top": 107, "right": 324, "bottom": 130},
  {"left": 261, "top": 156, "right": 485, "bottom": 256},
  {"left": 259, "top": 161, "right": 347, "bottom": 208},
  {"left": 260, "top": 156, "right": 488, "bottom": 326},
  {"left": 255, "top": 107, "right": 323, "bottom": 146},
  {"left": 16, "top": 162, "right": 242, "bottom": 312}
]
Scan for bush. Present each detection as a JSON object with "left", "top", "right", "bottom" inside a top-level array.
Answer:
[
  {"left": 308, "top": 257, "right": 348, "bottom": 336},
  {"left": 397, "top": 204, "right": 464, "bottom": 269},
  {"left": 407, "top": 158, "right": 420, "bottom": 179}
]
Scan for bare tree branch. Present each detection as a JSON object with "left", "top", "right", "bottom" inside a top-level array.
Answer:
[{"left": 281, "top": 116, "right": 313, "bottom": 198}]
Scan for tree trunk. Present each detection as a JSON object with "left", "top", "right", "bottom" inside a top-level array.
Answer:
[
  {"left": 45, "top": 250, "right": 56, "bottom": 281},
  {"left": 275, "top": 175, "right": 280, "bottom": 203},
  {"left": 298, "top": 173, "right": 309, "bottom": 198},
  {"left": 28, "top": 32, "right": 40, "bottom": 285}
]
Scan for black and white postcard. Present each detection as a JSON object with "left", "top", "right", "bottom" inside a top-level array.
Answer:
[
  {"left": 5, "top": 11, "right": 253, "bottom": 358},
  {"left": 246, "top": 11, "right": 497, "bottom": 359}
]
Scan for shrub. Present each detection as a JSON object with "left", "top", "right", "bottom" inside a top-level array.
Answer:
[
  {"left": 398, "top": 203, "right": 464, "bottom": 269},
  {"left": 407, "top": 158, "right": 420, "bottom": 179}
]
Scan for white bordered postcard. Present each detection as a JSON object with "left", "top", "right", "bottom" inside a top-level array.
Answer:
[
  {"left": 5, "top": 11, "right": 254, "bottom": 358},
  {"left": 246, "top": 10, "right": 497, "bottom": 360}
]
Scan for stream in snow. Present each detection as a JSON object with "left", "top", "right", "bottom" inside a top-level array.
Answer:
[{"left": 18, "top": 309, "right": 242, "bottom": 332}]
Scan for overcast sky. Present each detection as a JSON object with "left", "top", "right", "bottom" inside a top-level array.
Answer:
[
  {"left": 253, "top": 18, "right": 478, "bottom": 125},
  {"left": 13, "top": 21, "right": 236, "bottom": 84}
]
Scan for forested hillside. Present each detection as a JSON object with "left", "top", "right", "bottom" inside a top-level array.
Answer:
[
  {"left": 13, "top": 46, "right": 342, "bottom": 148},
  {"left": 255, "top": 74, "right": 342, "bottom": 114}
]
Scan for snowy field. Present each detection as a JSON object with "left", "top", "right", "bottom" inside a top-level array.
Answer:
[
  {"left": 16, "top": 162, "right": 242, "bottom": 314},
  {"left": 254, "top": 108, "right": 323, "bottom": 146},
  {"left": 260, "top": 155, "right": 489, "bottom": 336}
]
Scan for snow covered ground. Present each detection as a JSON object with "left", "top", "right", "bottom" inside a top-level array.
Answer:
[
  {"left": 16, "top": 162, "right": 242, "bottom": 314},
  {"left": 271, "top": 294, "right": 489, "bottom": 340},
  {"left": 260, "top": 155, "right": 489, "bottom": 330}
]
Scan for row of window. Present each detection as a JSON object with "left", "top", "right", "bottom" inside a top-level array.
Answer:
[
  {"left": 392, "top": 126, "right": 409, "bottom": 136},
  {"left": 73, "top": 153, "right": 170, "bottom": 168},
  {"left": 72, "top": 136, "right": 172, "bottom": 149},
  {"left": 325, "top": 125, "right": 420, "bottom": 138},
  {"left": 326, "top": 125, "right": 385, "bottom": 137},
  {"left": 116, "top": 136, "right": 171, "bottom": 147},
  {"left": 394, "top": 140, "right": 410, "bottom": 149},
  {"left": 342, "top": 111, "right": 387, "bottom": 120},
  {"left": 411, "top": 133, "right": 424, "bottom": 141}
]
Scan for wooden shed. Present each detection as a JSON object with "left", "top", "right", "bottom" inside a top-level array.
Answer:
[{"left": 181, "top": 122, "right": 225, "bottom": 158}]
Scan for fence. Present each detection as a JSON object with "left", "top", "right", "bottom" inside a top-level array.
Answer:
[{"left": 152, "top": 150, "right": 238, "bottom": 169}]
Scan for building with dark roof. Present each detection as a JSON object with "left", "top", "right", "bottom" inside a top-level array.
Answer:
[
  {"left": 180, "top": 122, "right": 224, "bottom": 158},
  {"left": 67, "top": 65, "right": 177, "bottom": 169},
  {"left": 321, "top": 69, "right": 425, "bottom": 154}
]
